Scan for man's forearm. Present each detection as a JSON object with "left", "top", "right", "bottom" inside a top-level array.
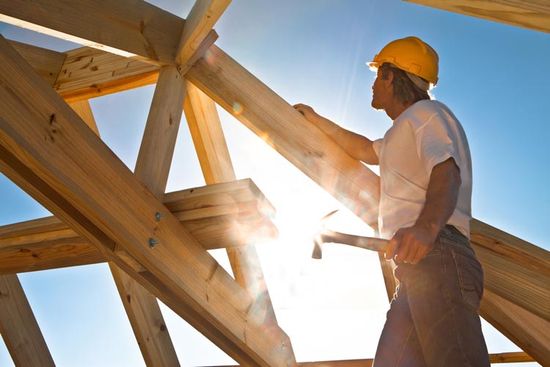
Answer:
[{"left": 316, "top": 116, "right": 378, "bottom": 164}]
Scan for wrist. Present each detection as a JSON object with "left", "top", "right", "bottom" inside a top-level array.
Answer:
[{"left": 414, "top": 219, "right": 441, "bottom": 240}]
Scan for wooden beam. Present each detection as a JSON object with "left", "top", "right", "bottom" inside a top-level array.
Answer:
[
  {"left": 55, "top": 46, "right": 159, "bottom": 102},
  {"left": 0, "top": 274, "right": 55, "bottom": 366},
  {"left": 480, "top": 290, "right": 550, "bottom": 365},
  {"left": 69, "top": 100, "right": 100, "bottom": 135},
  {"left": 78, "top": 89, "right": 181, "bottom": 367},
  {"left": 0, "top": 35, "right": 293, "bottom": 367},
  {"left": 176, "top": 0, "right": 231, "bottom": 69},
  {"left": 209, "top": 351, "right": 535, "bottom": 366},
  {"left": 184, "top": 81, "right": 296, "bottom": 361},
  {"left": 0, "top": 179, "right": 277, "bottom": 274},
  {"left": 9, "top": 40, "right": 65, "bottom": 86},
  {"left": 0, "top": 0, "right": 185, "bottom": 65},
  {"left": 405, "top": 0, "right": 550, "bottom": 33},
  {"left": 186, "top": 46, "right": 381, "bottom": 226},
  {"left": 471, "top": 220, "right": 550, "bottom": 322}
]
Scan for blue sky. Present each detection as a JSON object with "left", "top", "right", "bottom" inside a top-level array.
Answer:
[{"left": 0, "top": 1, "right": 548, "bottom": 366}]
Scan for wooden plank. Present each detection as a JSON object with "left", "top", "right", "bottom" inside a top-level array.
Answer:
[
  {"left": 0, "top": 35, "right": 293, "bottom": 367},
  {"left": 405, "top": 0, "right": 550, "bottom": 33},
  {"left": 0, "top": 274, "right": 55, "bottom": 366},
  {"left": 69, "top": 100, "right": 100, "bottom": 135},
  {"left": 214, "top": 351, "right": 534, "bottom": 366},
  {"left": 176, "top": 0, "right": 231, "bottom": 68},
  {"left": 480, "top": 290, "right": 550, "bottom": 365},
  {"left": 9, "top": 40, "right": 66, "bottom": 86},
  {"left": 0, "top": 0, "right": 185, "bottom": 65},
  {"left": 80, "top": 87, "right": 180, "bottom": 367},
  {"left": 0, "top": 179, "right": 277, "bottom": 274},
  {"left": 184, "top": 81, "right": 296, "bottom": 361},
  {"left": 55, "top": 46, "right": 159, "bottom": 102},
  {"left": 184, "top": 81, "right": 236, "bottom": 184}
]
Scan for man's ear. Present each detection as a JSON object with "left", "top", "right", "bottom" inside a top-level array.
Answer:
[{"left": 384, "top": 69, "right": 394, "bottom": 87}]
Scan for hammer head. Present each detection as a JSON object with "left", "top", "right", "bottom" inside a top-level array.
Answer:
[{"left": 311, "top": 234, "right": 323, "bottom": 259}]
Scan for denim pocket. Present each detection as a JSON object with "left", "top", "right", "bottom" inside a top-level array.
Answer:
[{"left": 451, "top": 249, "right": 484, "bottom": 312}]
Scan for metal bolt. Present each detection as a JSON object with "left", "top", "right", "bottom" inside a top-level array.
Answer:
[
  {"left": 148, "top": 238, "right": 158, "bottom": 248},
  {"left": 155, "top": 212, "right": 162, "bottom": 221}
]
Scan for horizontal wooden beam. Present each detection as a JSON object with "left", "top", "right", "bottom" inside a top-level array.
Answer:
[
  {"left": 405, "top": 0, "right": 550, "bottom": 33},
  {"left": 54, "top": 45, "right": 159, "bottom": 102},
  {"left": 0, "top": 179, "right": 276, "bottom": 274},
  {"left": 0, "top": 0, "right": 185, "bottom": 64},
  {"left": 0, "top": 34, "right": 294, "bottom": 366},
  {"left": 209, "top": 351, "right": 535, "bottom": 366}
]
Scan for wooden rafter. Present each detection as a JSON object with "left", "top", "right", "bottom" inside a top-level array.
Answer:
[
  {"left": 0, "top": 179, "right": 277, "bottom": 273},
  {"left": 0, "top": 35, "right": 292, "bottom": 367},
  {"left": 176, "top": 0, "right": 231, "bottom": 70},
  {"left": 404, "top": 0, "right": 550, "bottom": 33},
  {"left": 183, "top": 82, "right": 295, "bottom": 360},
  {"left": 0, "top": 0, "right": 185, "bottom": 65},
  {"left": 0, "top": 274, "right": 55, "bottom": 366},
  {"left": 78, "top": 89, "right": 180, "bottom": 366}
]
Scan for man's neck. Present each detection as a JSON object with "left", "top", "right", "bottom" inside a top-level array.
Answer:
[{"left": 386, "top": 100, "right": 415, "bottom": 121}]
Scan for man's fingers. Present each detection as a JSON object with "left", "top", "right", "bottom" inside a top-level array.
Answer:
[{"left": 385, "top": 238, "right": 398, "bottom": 260}]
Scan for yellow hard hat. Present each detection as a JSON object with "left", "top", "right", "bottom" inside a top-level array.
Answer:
[{"left": 368, "top": 36, "right": 439, "bottom": 85}]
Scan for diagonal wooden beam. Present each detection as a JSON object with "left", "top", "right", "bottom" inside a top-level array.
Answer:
[
  {"left": 9, "top": 40, "right": 66, "bottom": 86},
  {"left": 0, "top": 35, "right": 292, "bottom": 367},
  {"left": 481, "top": 290, "right": 550, "bottom": 365},
  {"left": 0, "top": 179, "right": 277, "bottom": 275},
  {"left": 0, "top": 274, "right": 55, "bottom": 366},
  {"left": 471, "top": 221, "right": 550, "bottom": 321},
  {"left": 0, "top": 0, "right": 185, "bottom": 65},
  {"left": 404, "top": 0, "right": 550, "bottom": 33},
  {"left": 184, "top": 81, "right": 296, "bottom": 362},
  {"left": 176, "top": 0, "right": 231, "bottom": 69},
  {"left": 76, "top": 93, "right": 181, "bottom": 367}
]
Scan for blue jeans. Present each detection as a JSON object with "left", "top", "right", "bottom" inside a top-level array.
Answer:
[{"left": 373, "top": 226, "right": 489, "bottom": 367}]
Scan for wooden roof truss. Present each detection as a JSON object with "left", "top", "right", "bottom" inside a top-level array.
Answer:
[{"left": 0, "top": 0, "right": 548, "bottom": 366}]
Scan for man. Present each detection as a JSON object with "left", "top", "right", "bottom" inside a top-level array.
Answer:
[{"left": 294, "top": 36, "right": 489, "bottom": 366}]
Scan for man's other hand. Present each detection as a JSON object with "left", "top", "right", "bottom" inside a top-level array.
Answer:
[{"left": 385, "top": 224, "right": 438, "bottom": 265}]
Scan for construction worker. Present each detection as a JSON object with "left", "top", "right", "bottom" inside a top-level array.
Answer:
[{"left": 294, "top": 36, "right": 489, "bottom": 366}]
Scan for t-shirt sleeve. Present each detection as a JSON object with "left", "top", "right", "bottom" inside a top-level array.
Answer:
[
  {"left": 372, "top": 138, "right": 383, "bottom": 158},
  {"left": 415, "top": 113, "right": 458, "bottom": 174}
]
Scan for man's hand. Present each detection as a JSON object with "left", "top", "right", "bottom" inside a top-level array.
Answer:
[
  {"left": 385, "top": 224, "right": 439, "bottom": 265},
  {"left": 293, "top": 103, "right": 320, "bottom": 123}
]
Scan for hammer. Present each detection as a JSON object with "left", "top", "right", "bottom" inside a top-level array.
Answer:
[{"left": 311, "top": 210, "right": 388, "bottom": 259}]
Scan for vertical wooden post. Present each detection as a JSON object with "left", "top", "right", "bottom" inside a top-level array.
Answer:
[
  {"left": 183, "top": 81, "right": 296, "bottom": 362},
  {"left": 0, "top": 274, "right": 55, "bottom": 367},
  {"left": 71, "top": 89, "right": 183, "bottom": 367}
]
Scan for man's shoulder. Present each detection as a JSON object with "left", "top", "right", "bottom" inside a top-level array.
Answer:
[{"left": 401, "top": 100, "right": 457, "bottom": 129}]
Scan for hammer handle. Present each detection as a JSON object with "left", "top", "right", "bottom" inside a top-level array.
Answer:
[{"left": 320, "top": 230, "right": 388, "bottom": 252}]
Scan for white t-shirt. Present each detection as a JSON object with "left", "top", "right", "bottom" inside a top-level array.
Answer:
[{"left": 372, "top": 100, "right": 472, "bottom": 239}]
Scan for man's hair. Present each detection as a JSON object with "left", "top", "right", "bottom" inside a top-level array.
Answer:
[{"left": 379, "top": 63, "right": 430, "bottom": 104}]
